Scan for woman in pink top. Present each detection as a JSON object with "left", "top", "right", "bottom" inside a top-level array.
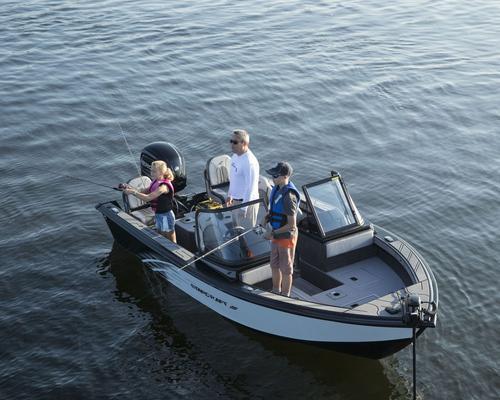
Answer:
[{"left": 125, "top": 160, "right": 177, "bottom": 243}]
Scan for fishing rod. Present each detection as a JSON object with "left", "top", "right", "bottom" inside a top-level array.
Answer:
[
  {"left": 118, "top": 121, "right": 142, "bottom": 178},
  {"left": 44, "top": 170, "right": 125, "bottom": 191},
  {"left": 142, "top": 225, "right": 263, "bottom": 271}
]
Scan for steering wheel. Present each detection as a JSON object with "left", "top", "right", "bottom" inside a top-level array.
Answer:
[{"left": 223, "top": 226, "right": 246, "bottom": 240}]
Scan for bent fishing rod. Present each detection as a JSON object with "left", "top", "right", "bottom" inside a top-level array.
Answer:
[
  {"left": 118, "top": 121, "right": 142, "bottom": 178},
  {"left": 43, "top": 169, "right": 126, "bottom": 192},
  {"left": 44, "top": 167, "right": 179, "bottom": 213},
  {"left": 142, "top": 225, "right": 263, "bottom": 271},
  {"left": 44, "top": 122, "right": 145, "bottom": 192}
]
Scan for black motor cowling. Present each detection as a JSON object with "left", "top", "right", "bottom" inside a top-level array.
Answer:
[{"left": 140, "top": 142, "right": 187, "bottom": 192}]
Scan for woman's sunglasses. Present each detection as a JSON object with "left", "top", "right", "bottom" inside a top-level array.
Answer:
[{"left": 229, "top": 139, "right": 240, "bottom": 145}]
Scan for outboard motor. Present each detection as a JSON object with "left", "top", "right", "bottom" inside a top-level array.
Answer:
[{"left": 140, "top": 142, "right": 187, "bottom": 192}]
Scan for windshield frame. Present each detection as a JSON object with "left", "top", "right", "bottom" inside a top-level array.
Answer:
[
  {"left": 194, "top": 198, "right": 270, "bottom": 267},
  {"left": 302, "top": 175, "right": 363, "bottom": 238}
]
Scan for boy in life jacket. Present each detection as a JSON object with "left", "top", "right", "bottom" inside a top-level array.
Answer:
[
  {"left": 124, "top": 160, "right": 177, "bottom": 243},
  {"left": 263, "top": 161, "right": 300, "bottom": 297}
]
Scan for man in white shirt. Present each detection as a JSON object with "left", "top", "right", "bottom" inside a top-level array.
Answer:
[{"left": 227, "top": 129, "right": 260, "bottom": 226}]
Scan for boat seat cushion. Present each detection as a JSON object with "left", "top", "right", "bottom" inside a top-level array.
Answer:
[
  {"left": 123, "top": 176, "right": 155, "bottom": 226},
  {"left": 239, "top": 263, "right": 272, "bottom": 285},
  {"left": 131, "top": 208, "right": 155, "bottom": 225},
  {"left": 211, "top": 182, "right": 230, "bottom": 205},
  {"left": 258, "top": 175, "right": 272, "bottom": 207},
  {"left": 205, "top": 155, "right": 231, "bottom": 204},
  {"left": 207, "top": 155, "right": 231, "bottom": 185},
  {"left": 325, "top": 228, "right": 374, "bottom": 258}
]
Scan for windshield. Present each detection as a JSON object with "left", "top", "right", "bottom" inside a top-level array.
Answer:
[
  {"left": 195, "top": 199, "right": 270, "bottom": 264},
  {"left": 304, "top": 177, "right": 360, "bottom": 236}
]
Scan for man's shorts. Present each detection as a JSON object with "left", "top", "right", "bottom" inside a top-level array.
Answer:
[
  {"left": 155, "top": 210, "right": 175, "bottom": 232},
  {"left": 270, "top": 241, "right": 296, "bottom": 275}
]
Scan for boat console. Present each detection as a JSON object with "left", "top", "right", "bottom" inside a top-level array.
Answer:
[{"left": 194, "top": 199, "right": 270, "bottom": 268}]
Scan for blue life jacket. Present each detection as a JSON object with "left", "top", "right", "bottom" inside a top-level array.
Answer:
[{"left": 268, "top": 182, "right": 301, "bottom": 230}]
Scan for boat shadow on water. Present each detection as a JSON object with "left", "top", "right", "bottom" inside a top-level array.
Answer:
[{"left": 98, "top": 243, "right": 413, "bottom": 400}]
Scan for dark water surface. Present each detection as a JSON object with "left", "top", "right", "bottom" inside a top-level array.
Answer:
[{"left": 1, "top": 1, "right": 499, "bottom": 399}]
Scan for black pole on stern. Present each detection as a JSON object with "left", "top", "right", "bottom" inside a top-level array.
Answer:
[
  {"left": 403, "top": 294, "right": 422, "bottom": 400},
  {"left": 412, "top": 325, "right": 417, "bottom": 400}
]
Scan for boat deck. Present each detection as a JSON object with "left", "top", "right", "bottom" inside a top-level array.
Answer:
[{"left": 292, "top": 256, "right": 405, "bottom": 308}]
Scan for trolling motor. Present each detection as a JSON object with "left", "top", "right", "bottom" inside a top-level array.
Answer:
[
  {"left": 401, "top": 293, "right": 423, "bottom": 400},
  {"left": 402, "top": 294, "right": 422, "bottom": 326},
  {"left": 396, "top": 293, "right": 438, "bottom": 399},
  {"left": 400, "top": 293, "right": 437, "bottom": 327}
]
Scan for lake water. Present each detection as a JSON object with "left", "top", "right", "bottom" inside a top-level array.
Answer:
[{"left": 1, "top": 0, "right": 499, "bottom": 399}]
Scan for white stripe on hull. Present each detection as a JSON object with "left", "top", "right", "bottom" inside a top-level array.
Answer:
[{"left": 152, "top": 262, "right": 412, "bottom": 344}]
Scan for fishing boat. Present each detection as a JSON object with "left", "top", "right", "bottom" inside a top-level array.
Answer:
[{"left": 96, "top": 141, "right": 438, "bottom": 359}]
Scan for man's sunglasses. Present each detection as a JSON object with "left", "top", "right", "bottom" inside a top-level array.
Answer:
[
  {"left": 271, "top": 174, "right": 281, "bottom": 179},
  {"left": 229, "top": 139, "right": 240, "bottom": 145}
]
